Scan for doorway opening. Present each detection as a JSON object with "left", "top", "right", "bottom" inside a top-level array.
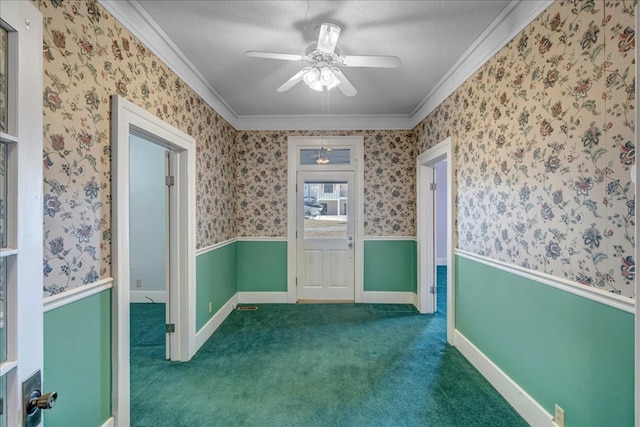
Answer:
[
  {"left": 287, "top": 136, "right": 364, "bottom": 304},
  {"left": 128, "top": 134, "right": 171, "bottom": 360},
  {"left": 112, "top": 96, "right": 196, "bottom": 426},
  {"left": 417, "top": 137, "right": 455, "bottom": 344}
]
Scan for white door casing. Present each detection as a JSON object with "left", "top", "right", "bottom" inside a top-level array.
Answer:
[
  {"left": 287, "top": 136, "right": 364, "bottom": 304},
  {"left": 297, "top": 171, "right": 355, "bottom": 301},
  {"left": 0, "top": 2, "right": 43, "bottom": 425},
  {"left": 417, "top": 137, "right": 455, "bottom": 344},
  {"left": 112, "top": 96, "right": 196, "bottom": 426}
]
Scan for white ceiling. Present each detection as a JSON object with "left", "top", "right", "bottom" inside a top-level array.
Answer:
[{"left": 101, "top": 1, "right": 552, "bottom": 130}]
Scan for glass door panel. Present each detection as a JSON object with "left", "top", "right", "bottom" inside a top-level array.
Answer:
[
  {"left": 0, "top": 142, "right": 6, "bottom": 248},
  {"left": 303, "top": 181, "right": 348, "bottom": 239},
  {"left": 0, "top": 27, "right": 7, "bottom": 133}
]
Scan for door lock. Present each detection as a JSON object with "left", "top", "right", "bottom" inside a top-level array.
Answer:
[
  {"left": 27, "top": 390, "right": 57, "bottom": 412},
  {"left": 23, "top": 370, "right": 57, "bottom": 427}
]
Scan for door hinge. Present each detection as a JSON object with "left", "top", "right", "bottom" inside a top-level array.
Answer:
[
  {"left": 429, "top": 286, "right": 435, "bottom": 294},
  {"left": 296, "top": 277, "right": 298, "bottom": 286},
  {"left": 166, "top": 323, "right": 175, "bottom": 333},
  {"left": 165, "top": 175, "right": 175, "bottom": 186},
  {"left": 430, "top": 183, "right": 437, "bottom": 191}
]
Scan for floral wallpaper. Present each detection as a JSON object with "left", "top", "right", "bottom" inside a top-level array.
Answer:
[
  {"left": 37, "top": 0, "right": 237, "bottom": 297},
  {"left": 32, "top": 0, "right": 638, "bottom": 298},
  {"left": 236, "top": 130, "right": 415, "bottom": 237},
  {"left": 415, "top": 0, "right": 636, "bottom": 298}
]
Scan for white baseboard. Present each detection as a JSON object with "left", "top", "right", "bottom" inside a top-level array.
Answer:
[
  {"left": 101, "top": 416, "right": 115, "bottom": 427},
  {"left": 237, "top": 291, "right": 288, "bottom": 304},
  {"left": 361, "top": 291, "right": 417, "bottom": 304},
  {"left": 130, "top": 290, "right": 166, "bottom": 303},
  {"left": 195, "top": 294, "right": 238, "bottom": 351},
  {"left": 454, "top": 330, "right": 554, "bottom": 426},
  {"left": 436, "top": 257, "right": 447, "bottom": 266}
]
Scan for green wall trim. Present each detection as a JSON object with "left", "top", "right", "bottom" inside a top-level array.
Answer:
[
  {"left": 364, "top": 240, "right": 416, "bottom": 292},
  {"left": 455, "top": 255, "right": 634, "bottom": 426},
  {"left": 196, "top": 242, "right": 237, "bottom": 330},
  {"left": 237, "top": 240, "right": 287, "bottom": 292},
  {"left": 43, "top": 290, "right": 112, "bottom": 427}
]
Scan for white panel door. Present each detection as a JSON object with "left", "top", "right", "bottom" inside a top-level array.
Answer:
[
  {"left": 1, "top": 3, "right": 44, "bottom": 426},
  {"left": 297, "top": 171, "right": 354, "bottom": 301}
]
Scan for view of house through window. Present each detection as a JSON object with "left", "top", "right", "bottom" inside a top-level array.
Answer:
[{"left": 303, "top": 181, "right": 348, "bottom": 239}]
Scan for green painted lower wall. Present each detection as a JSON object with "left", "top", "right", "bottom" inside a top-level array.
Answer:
[
  {"left": 43, "top": 290, "right": 111, "bottom": 427},
  {"left": 364, "top": 240, "right": 416, "bottom": 292},
  {"left": 196, "top": 242, "right": 238, "bottom": 330},
  {"left": 237, "top": 240, "right": 287, "bottom": 292},
  {"left": 455, "top": 255, "right": 634, "bottom": 426}
]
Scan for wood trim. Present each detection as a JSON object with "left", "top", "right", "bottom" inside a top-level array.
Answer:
[
  {"left": 363, "top": 236, "right": 417, "bottom": 241},
  {"left": 195, "top": 294, "right": 237, "bottom": 351},
  {"left": 43, "top": 278, "right": 114, "bottom": 312},
  {"left": 129, "top": 290, "right": 167, "bottom": 304},
  {"left": 236, "top": 237, "right": 287, "bottom": 242},
  {"left": 361, "top": 291, "right": 417, "bottom": 305},
  {"left": 454, "top": 330, "right": 554, "bottom": 426},
  {"left": 237, "top": 292, "right": 288, "bottom": 304},
  {"left": 195, "top": 238, "right": 237, "bottom": 256}
]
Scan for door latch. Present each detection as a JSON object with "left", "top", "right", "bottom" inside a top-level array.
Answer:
[{"left": 23, "top": 370, "right": 57, "bottom": 427}]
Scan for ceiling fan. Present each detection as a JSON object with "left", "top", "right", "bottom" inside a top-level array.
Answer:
[{"left": 245, "top": 23, "right": 401, "bottom": 97}]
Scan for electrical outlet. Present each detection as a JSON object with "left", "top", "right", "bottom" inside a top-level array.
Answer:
[
  {"left": 554, "top": 404, "right": 565, "bottom": 427},
  {"left": 208, "top": 302, "right": 212, "bottom": 313},
  {"left": 135, "top": 279, "right": 142, "bottom": 288}
]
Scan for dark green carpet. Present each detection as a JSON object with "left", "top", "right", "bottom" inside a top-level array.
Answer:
[{"left": 130, "top": 267, "right": 526, "bottom": 426}]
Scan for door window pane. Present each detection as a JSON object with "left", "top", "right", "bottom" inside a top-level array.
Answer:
[
  {"left": 300, "top": 148, "right": 350, "bottom": 165},
  {"left": 303, "top": 181, "right": 348, "bottom": 239},
  {"left": 0, "top": 27, "right": 7, "bottom": 133},
  {"left": 0, "top": 142, "right": 5, "bottom": 248},
  {"left": 0, "top": 257, "right": 5, "bottom": 364}
]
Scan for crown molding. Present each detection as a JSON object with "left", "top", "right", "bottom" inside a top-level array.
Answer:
[
  {"left": 99, "top": 0, "right": 552, "bottom": 132},
  {"left": 233, "top": 113, "right": 413, "bottom": 131},
  {"left": 408, "top": 0, "right": 554, "bottom": 128},
  {"left": 99, "top": 0, "right": 239, "bottom": 125}
]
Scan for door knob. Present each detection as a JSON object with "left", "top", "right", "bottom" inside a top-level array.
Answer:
[
  {"left": 23, "top": 370, "right": 57, "bottom": 427},
  {"left": 29, "top": 391, "right": 57, "bottom": 410},
  {"left": 348, "top": 242, "right": 353, "bottom": 248}
]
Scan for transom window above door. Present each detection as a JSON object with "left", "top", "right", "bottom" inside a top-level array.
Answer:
[{"left": 299, "top": 148, "right": 351, "bottom": 166}]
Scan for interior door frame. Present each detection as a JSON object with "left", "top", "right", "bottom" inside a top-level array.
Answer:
[
  {"left": 112, "top": 96, "right": 196, "bottom": 426},
  {"left": 417, "top": 137, "right": 455, "bottom": 344},
  {"left": 287, "top": 136, "right": 364, "bottom": 303},
  {"left": 0, "top": 2, "right": 43, "bottom": 425}
]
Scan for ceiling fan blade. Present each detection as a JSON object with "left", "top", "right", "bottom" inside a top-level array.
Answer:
[
  {"left": 277, "top": 68, "right": 308, "bottom": 92},
  {"left": 331, "top": 68, "right": 357, "bottom": 97},
  {"left": 340, "top": 55, "right": 401, "bottom": 68},
  {"left": 317, "top": 23, "right": 341, "bottom": 54},
  {"left": 245, "top": 51, "right": 304, "bottom": 62}
]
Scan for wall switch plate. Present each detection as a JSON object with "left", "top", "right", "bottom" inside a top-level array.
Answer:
[
  {"left": 135, "top": 279, "right": 142, "bottom": 287},
  {"left": 554, "top": 404, "right": 565, "bottom": 427},
  {"left": 208, "top": 302, "right": 212, "bottom": 313}
]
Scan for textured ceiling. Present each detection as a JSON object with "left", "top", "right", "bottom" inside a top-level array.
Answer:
[{"left": 134, "top": 1, "right": 512, "bottom": 119}]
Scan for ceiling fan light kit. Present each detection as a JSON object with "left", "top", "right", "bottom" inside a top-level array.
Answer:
[
  {"left": 317, "top": 23, "right": 340, "bottom": 54},
  {"left": 245, "top": 22, "right": 400, "bottom": 96}
]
